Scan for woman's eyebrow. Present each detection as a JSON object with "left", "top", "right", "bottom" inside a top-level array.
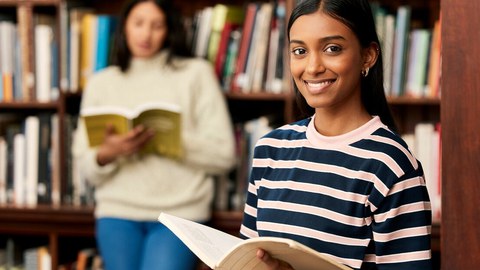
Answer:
[{"left": 289, "top": 35, "right": 346, "bottom": 45}]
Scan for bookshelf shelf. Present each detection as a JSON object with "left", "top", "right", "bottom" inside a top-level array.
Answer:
[
  {"left": 387, "top": 96, "right": 441, "bottom": 105},
  {"left": 0, "top": 101, "right": 59, "bottom": 110},
  {"left": 225, "top": 92, "right": 292, "bottom": 101}
]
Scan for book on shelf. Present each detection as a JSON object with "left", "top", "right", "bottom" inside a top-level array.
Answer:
[
  {"left": 81, "top": 102, "right": 182, "bottom": 159},
  {"left": 390, "top": 5, "right": 411, "bottom": 97},
  {"left": 0, "top": 20, "right": 16, "bottom": 102},
  {"left": 158, "top": 212, "right": 352, "bottom": 270},
  {"left": 17, "top": 5, "right": 34, "bottom": 101},
  {"left": 405, "top": 29, "right": 431, "bottom": 97},
  {"left": 207, "top": 4, "right": 244, "bottom": 66},
  {"left": 427, "top": 18, "right": 441, "bottom": 98}
]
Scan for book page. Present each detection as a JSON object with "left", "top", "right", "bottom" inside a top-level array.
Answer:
[
  {"left": 133, "top": 102, "right": 181, "bottom": 116},
  {"left": 158, "top": 212, "right": 242, "bottom": 269},
  {"left": 82, "top": 114, "right": 130, "bottom": 147},
  {"left": 133, "top": 109, "right": 181, "bottom": 158},
  {"left": 81, "top": 106, "right": 133, "bottom": 118},
  {"left": 219, "top": 237, "right": 352, "bottom": 270}
]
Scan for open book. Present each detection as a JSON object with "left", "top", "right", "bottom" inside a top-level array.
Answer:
[
  {"left": 158, "top": 212, "right": 352, "bottom": 270},
  {"left": 81, "top": 102, "right": 182, "bottom": 159}
]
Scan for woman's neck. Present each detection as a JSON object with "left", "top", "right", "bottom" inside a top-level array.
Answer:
[{"left": 313, "top": 106, "right": 372, "bottom": 136}]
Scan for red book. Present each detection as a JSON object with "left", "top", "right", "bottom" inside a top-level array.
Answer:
[
  {"left": 215, "top": 22, "right": 240, "bottom": 79},
  {"left": 231, "top": 3, "right": 258, "bottom": 92}
]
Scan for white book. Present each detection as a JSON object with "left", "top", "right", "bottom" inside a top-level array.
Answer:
[
  {"left": 414, "top": 123, "right": 439, "bottom": 219},
  {"left": 69, "top": 10, "right": 81, "bottom": 92},
  {"left": 35, "top": 24, "right": 53, "bottom": 102},
  {"left": 24, "top": 116, "right": 39, "bottom": 206},
  {"left": 194, "top": 7, "right": 213, "bottom": 58},
  {"left": 382, "top": 14, "right": 395, "bottom": 96},
  {"left": 13, "top": 133, "right": 26, "bottom": 205},
  {"left": 158, "top": 212, "right": 351, "bottom": 270},
  {"left": 0, "top": 137, "right": 7, "bottom": 204},
  {"left": 405, "top": 29, "right": 431, "bottom": 97},
  {"left": 251, "top": 3, "right": 274, "bottom": 92},
  {"left": 0, "top": 21, "right": 15, "bottom": 76},
  {"left": 50, "top": 114, "right": 61, "bottom": 206}
]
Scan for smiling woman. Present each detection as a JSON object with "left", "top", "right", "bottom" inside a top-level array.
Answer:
[{"left": 239, "top": 0, "right": 433, "bottom": 270}]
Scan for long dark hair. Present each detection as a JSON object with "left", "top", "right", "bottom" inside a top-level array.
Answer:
[
  {"left": 288, "top": 0, "right": 397, "bottom": 132},
  {"left": 112, "top": 0, "right": 192, "bottom": 71}
]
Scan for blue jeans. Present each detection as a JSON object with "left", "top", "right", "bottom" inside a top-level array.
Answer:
[{"left": 96, "top": 217, "right": 198, "bottom": 270}]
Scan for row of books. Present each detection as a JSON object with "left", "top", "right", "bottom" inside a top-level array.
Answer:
[
  {"left": 373, "top": 3, "right": 441, "bottom": 98},
  {"left": 402, "top": 122, "right": 442, "bottom": 222},
  {"left": 0, "top": 114, "right": 61, "bottom": 206},
  {"left": 0, "top": 240, "right": 51, "bottom": 270},
  {"left": 0, "top": 113, "right": 93, "bottom": 207},
  {"left": 0, "top": 13, "right": 59, "bottom": 103},
  {"left": 190, "top": 1, "right": 288, "bottom": 93},
  {"left": 214, "top": 115, "right": 275, "bottom": 211},
  {"left": 0, "top": 239, "right": 100, "bottom": 270},
  {"left": 2, "top": 2, "right": 442, "bottom": 102},
  {"left": 64, "top": 9, "right": 117, "bottom": 93}
]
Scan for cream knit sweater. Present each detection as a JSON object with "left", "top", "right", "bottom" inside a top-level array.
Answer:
[{"left": 72, "top": 51, "right": 236, "bottom": 222}]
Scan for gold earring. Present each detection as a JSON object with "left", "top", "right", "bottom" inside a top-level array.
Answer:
[{"left": 361, "top": 67, "right": 370, "bottom": 77}]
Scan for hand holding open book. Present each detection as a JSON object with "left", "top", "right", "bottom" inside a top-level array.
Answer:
[
  {"left": 81, "top": 102, "right": 182, "bottom": 159},
  {"left": 158, "top": 212, "right": 352, "bottom": 270}
]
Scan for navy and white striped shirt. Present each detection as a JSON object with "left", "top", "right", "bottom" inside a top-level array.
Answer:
[{"left": 240, "top": 116, "right": 432, "bottom": 270}]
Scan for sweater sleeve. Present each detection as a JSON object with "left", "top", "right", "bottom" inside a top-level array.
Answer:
[
  {"left": 181, "top": 60, "right": 236, "bottom": 175},
  {"left": 71, "top": 74, "right": 120, "bottom": 186},
  {"left": 369, "top": 166, "right": 433, "bottom": 270}
]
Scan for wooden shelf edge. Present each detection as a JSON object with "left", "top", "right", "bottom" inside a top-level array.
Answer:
[
  {"left": 0, "top": 101, "right": 60, "bottom": 110},
  {"left": 225, "top": 92, "right": 292, "bottom": 101},
  {"left": 387, "top": 96, "right": 440, "bottom": 105}
]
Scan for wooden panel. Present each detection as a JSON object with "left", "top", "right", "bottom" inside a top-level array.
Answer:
[{"left": 441, "top": 0, "right": 480, "bottom": 269}]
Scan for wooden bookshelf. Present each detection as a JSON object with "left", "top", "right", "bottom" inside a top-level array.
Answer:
[{"left": 3, "top": 0, "right": 480, "bottom": 269}]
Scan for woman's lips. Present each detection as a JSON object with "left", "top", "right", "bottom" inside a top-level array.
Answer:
[{"left": 303, "top": 79, "right": 335, "bottom": 94}]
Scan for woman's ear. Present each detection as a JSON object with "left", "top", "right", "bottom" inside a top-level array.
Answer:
[{"left": 363, "top": 42, "right": 380, "bottom": 70}]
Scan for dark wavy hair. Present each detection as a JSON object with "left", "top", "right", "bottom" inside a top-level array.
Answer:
[
  {"left": 288, "top": 0, "right": 397, "bottom": 132},
  {"left": 112, "top": 0, "right": 192, "bottom": 72}
]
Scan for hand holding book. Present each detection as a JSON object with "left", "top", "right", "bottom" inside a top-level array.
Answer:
[
  {"left": 158, "top": 212, "right": 352, "bottom": 270},
  {"left": 96, "top": 124, "right": 155, "bottom": 165},
  {"left": 81, "top": 102, "right": 182, "bottom": 159}
]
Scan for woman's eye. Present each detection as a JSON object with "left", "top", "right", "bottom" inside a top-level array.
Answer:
[
  {"left": 292, "top": 48, "right": 306, "bottom": 55},
  {"left": 325, "top": 45, "right": 342, "bottom": 53}
]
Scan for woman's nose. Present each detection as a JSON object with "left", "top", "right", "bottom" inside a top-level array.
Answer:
[{"left": 306, "top": 53, "right": 326, "bottom": 75}]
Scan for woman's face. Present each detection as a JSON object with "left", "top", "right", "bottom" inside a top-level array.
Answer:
[
  {"left": 125, "top": 1, "right": 167, "bottom": 58},
  {"left": 289, "top": 11, "right": 368, "bottom": 112}
]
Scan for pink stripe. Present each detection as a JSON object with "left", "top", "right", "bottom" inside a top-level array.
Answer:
[
  {"left": 248, "top": 182, "right": 258, "bottom": 195},
  {"left": 258, "top": 199, "right": 369, "bottom": 227},
  {"left": 259, "top": 179, "right": 368, "bottom": 204},
  {"left": 278, "top": 124, "right": 308, "bottom": 132},
  {"left": 374, "top": 201, "right": 432, "bottom": 223},
  {"left": 257, "top": 221, "right": 370, "bottom": 247},
  {"left": 343, "top": 146, "right": 404, "bottom": 177},
  {"left": 373, "top": 226, "right": 431, "bottom": 242},
  {"left": 253, "top": 158, "right": 390, "bottom": 197},
  {"left": 371, "top": 134, "right": 419, "bottom": 169},
  {"left": 375, "top": 250, "right": 431, "bottom": 264},
  {"left": 240, "top": 224, "right": 259, "bottom": 238},
  {"left": 389, "top": 176, "right": 426, "bottom": 195},
  {"left": 256, "top": 137, "right": 309, "bottom": 148},
  {"left": 244, "top": 204, "right": 257, "bottom": 218}
]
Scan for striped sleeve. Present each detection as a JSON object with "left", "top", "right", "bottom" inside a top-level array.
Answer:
[{"left": 367, "top": 163, "right": 432, "bottom": 270}]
